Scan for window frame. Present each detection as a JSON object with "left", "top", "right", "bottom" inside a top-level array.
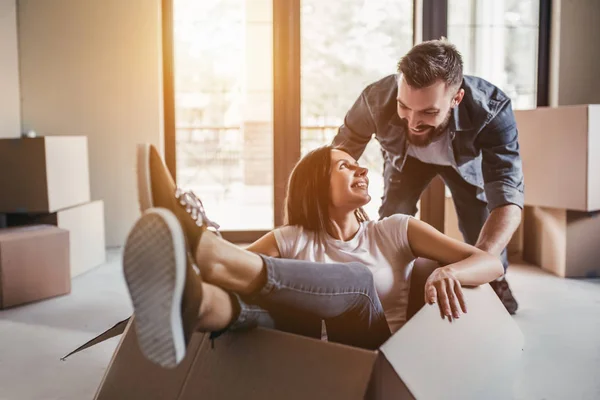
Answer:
[{"left": 161, "top": 0, "right": 550, "bottom": 241}]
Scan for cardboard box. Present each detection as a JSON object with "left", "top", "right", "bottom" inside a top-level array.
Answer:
[
  {"left": 0, "top": 136, "right": 91, "bottom": 213},
  {"left": 523, "top": 205, "right": 600, "bottom": 278},
  {"left": 91, "top": 284, "right": 523, "bottom": 400},
  {"left": 0, "top": 225, "right": 70, "bottom": 309},
  {"left": 444, "top": 196, "right": 523, "bottom": 260},
  {"left": 515, "top": 105, "right": 600, "bottom": 211},
  {"left": 444, "top": 195, "right": 462, "bottom": 242},
  {"left": 8, "top": 201, "right": 106, "bottom": 277}
]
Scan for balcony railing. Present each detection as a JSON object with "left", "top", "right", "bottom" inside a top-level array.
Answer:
[
  {"left": 176, "top": 124, "right": 381, "bottom": 177},
  {"left": 175, "top": 124, "right": 384, "bottom": 227}
]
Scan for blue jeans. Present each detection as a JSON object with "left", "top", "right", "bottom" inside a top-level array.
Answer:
[
  {"left": 226, "top": 256, "right": 391, "bottom": 350},
  {"left": 379, "top": 156, "right": 509, "bottom": 271}
]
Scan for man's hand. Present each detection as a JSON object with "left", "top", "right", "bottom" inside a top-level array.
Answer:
[{"left": 424, "top": 266, "right": 467, "bottom": 319}]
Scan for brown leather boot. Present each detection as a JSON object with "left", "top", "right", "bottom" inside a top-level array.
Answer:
[
  {"left": 489, "top": 277, "right": 519, "bottom": 315},
  {"left": 136, "top": 143, "right": 220, "bottom": 254},
  {"left": 123, "top": 208, "right": 203, "bottom": 368}
]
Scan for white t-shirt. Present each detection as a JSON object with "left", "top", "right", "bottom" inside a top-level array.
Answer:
[
  {"left": 407, "top": 129, "right": 455, "bottom": 166},
  {"left": 273, "top": 214, "right": 416, "bottom": 333}
]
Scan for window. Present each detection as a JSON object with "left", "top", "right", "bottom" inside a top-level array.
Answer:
[
  {"left": 301, "top": 0, "right": 414, "bottom": 219},
  {"left": 448, "top": 0, "right": 540, "bottom": 110},
  {"left": 173, "top": 0, "right": 274, "bottom": 231}
]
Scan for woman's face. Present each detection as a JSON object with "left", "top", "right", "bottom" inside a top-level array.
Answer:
[{"left": 329, "top": 149, "right": 370, "bottom": 211}]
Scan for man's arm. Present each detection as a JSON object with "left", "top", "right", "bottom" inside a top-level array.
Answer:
[
  {"left": 476, "top": 99, "right": 525, "bottom": 256},
  {"left": 475, "top": 204, "right": 521, "bottom": 256},
  {"left": 332, "top": 90, "right": 377, "bottom": 160}
]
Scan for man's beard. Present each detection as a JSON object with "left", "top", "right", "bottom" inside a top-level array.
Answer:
[{"left": 405, "top": 110, "right": 452, "bottom": 148}]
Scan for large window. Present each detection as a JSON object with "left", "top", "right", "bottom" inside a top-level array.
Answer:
[
  {"left": 448, "top": 0, "right": 540, "bottom": 109},
  {"left": 173, "top": 0, "right": 274, "bottom": 231},
  {"left": 301, "top": 0, "right": 414, "bottom": 219},
  {"left": 443, "top": 0, "right": 541, "bottom": 238},
  {"left": 166, "top": 0, "right": 546, "bottom": 237}
]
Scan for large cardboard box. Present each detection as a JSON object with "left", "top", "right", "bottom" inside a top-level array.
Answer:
[
  {"left": 91, "top": 284, "right": 523, "bottom": 400},
  {"left": 523, "top": 205, "right": 600, "bottom": 278},
  {"left": 515, "top": 105, "right": 600, "bottom": 211},
  {"left": 0, "top": 225, "right": 70, "bottom": 309},
  {"left": 0, "top": 136, "right": 91, "bottom": 213},
  {"left": 8, "top": 201, "right": 106, "bottom": 277}
]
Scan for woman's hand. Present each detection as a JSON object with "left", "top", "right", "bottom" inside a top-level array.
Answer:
[{"left": 424, "top": 266, "right": 467, "bottom": 319}]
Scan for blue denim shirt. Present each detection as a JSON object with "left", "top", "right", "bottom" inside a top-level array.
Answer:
[{"left": 332, "top": 74, "right": 525, "bottom": 211}]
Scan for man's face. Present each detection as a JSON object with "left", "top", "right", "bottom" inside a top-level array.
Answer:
[{"left": 396, "top": 75, "right": 464, "bottom": 147}]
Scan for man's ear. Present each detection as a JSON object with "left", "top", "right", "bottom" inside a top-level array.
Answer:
[{"left": 452, "top": 88, "right": 465, "bottom": 107}]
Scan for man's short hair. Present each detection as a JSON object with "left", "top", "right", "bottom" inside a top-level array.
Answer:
[{"left": 397, "top": 38, "right": 463, "bottom": 89}]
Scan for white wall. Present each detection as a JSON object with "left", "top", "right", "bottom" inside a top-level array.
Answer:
[
  {"left": 17, "top": 0, "right": 164, "bottom": 246},
  {"left": 552, "top": 0, "right": 600, "bottom": 106},
  {"left": 0, "top": 0, "right": 21, "bottom": 138}
]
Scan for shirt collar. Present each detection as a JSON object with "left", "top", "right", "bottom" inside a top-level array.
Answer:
[{"left": 451, "top": 101, "right": 472, "bottom": 132}]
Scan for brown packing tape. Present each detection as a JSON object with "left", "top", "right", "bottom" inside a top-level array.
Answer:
[{"left": 61, "top": 317, "right": 130, "bottom": 361}]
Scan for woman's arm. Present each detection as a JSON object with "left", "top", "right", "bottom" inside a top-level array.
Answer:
[
  {"left": 245, "top": 231, "right": 281, "bottom": 258},
  {"left": 407, "top": 218, "right": 504, "bottom": 285},
  {"left": 407, "top": 218, "right": 504, "bottom": 318}
]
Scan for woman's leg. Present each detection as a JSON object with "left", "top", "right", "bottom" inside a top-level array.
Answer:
[
  {"left": 259, "top": 256, "right": 391, "bottom": 349},
  {"left": 122, "top": 209, "right": 280, "bottom": 367},
  {"left": 123, "top": 208, "right": 214, "bottom": 368},
  {"left": 195, "top": 230, "right": 391, "bottom": 350},
  {"left": 132, "top": 145, "right": 389, "bottom": 360},
  {"left": 124, "top": 209, "right": 387, "bottom": 369}
]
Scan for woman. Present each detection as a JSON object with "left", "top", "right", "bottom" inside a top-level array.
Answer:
[{"left": 124, "top": 144, "right": 503, "bottom": 368}]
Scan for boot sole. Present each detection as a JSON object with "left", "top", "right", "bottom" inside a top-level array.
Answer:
[
  {"left": 123, "top": 208, "right": 186, "bottom": 368},
  {"left": 136, "top": 144, "right": 153, "bottom": 212}
]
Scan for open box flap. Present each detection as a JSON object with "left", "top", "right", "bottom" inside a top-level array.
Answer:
[
  {"left": 61, "top": 317, "right": 130, "bottom": 360},
  {"left": 380, "top": 284, "right": 525, "bottom": 400}
]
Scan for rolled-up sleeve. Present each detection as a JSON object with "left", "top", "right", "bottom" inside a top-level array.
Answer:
[
  {"left": 332, "top": 90, "right": 376, "bottom": 160},
  {"left": 477, "top": 100, "right": 525, "bottom": 211}
]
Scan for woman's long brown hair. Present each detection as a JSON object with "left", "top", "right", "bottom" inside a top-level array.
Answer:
[{"left": 283, "top": 145, "right": 369, "bottom": 236}]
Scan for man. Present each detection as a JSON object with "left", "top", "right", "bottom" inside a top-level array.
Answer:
[{"left": 333, "top": 39, "right": 523, "bottom": 314}]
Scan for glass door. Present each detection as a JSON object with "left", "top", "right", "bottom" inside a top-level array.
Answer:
[
  {"left": 300, "top": 0, "right": 414, "bottom": 219},
  {"left": 172, "top": 0, "right": 274, "bottom": 231},
  {"left": 448, "top": 0, "right": 540, "bottom": 109}
]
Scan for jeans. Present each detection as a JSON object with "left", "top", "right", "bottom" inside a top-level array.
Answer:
[
  {"left": 226, "top": 256, "right": 391, "bottom": 351},
  {"left": 379, "top": 156, "right": 509, "bottom": 271}
]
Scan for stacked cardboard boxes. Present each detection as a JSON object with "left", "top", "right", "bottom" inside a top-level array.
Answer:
[
  {"left": 0, "top": 225, "right": 70, "bottom": 309},
  {"left": 516, "top": 105, "right": 600, "bottom": 277},
  {"left": 0, "top": 136, "right": 106, "bottom": 284}
]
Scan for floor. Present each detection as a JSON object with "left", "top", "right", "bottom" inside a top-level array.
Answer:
[{"left": 0, "top": 251, "right": 599, "bottom": 400}]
